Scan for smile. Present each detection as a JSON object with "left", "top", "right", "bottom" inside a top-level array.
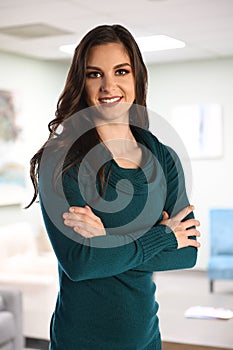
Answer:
[{"left": 99, "top": 96, "right": 122, "bottom": 104}]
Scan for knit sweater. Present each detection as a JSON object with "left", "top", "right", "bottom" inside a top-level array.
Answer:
[{"left": 39, "top": 127, "right": 197, "bottom": 350}]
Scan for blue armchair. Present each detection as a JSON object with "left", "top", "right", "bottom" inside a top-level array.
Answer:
[{"left": 208, "top": 209, "right": 233, "bottom": 292}]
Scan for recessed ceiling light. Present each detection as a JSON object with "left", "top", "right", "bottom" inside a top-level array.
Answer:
[
  {"left": 136, "top": 35, "right": 185, "bottom": 52},
  {"left": 59, "top": 34, "right": 185, "bottom": 55},
  {"left": 59, "top": 43, "right": 76, "bottom": 55},
  {"left": 0, "top": 23, "right": 72, "bottom": 39}
]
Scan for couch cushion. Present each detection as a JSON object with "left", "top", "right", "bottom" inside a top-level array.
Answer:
[
  {"left": 0, "top": 342, "right": 14, "bottom": 350},
  {"left": 1, "top": 253, "right": 57, "bottom": 275},
  {"left": 0, "top": 341, "right": 14, "bottom": 350},
  {"left": 208, "top": 256, "right": 233, "bottom": 279},
  {"left": 0, "top": 222, "right": 37, "bottom": 263},
  {"left": 0, "top": 312, "right": 15, "bottom": 345}
]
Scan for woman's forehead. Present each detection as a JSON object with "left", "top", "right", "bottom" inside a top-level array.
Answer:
[{"left": 86, "top": 43, "right": 130, "bottom": 65}]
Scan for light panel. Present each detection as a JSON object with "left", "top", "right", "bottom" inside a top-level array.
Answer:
[{"left": 59, "top": 34, "right": 185, "bottom": 55}]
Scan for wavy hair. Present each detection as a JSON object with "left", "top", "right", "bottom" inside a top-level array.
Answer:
[{"left": 26, "top": 24, "right": 149, "bottom": 208}]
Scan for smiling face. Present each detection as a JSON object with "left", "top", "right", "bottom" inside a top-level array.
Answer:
[{"left": 84, "top": 43, "right": 135, "bottom": 122}]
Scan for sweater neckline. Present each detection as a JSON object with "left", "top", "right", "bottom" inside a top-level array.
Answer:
[{"left": 107, "top": 142, "right": 160, "bottom": 194}]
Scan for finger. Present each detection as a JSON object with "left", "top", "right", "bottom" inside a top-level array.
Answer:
[
  {"left": 69, "top": 205, "right": 97, "bottom": 217},
  {"left": 174, "top": 205, "right": 195, "bottom": 222},
  {"left": 64, "top": 212, "right": 102, "bottom": 229},
  {"left": 64, "top": 219, "right": 79, "bottom": 228},
  {"left": 182, "top": 219, "right": 200, "bottom": 229},
  {"left": 73, "top": 226, "right": 94, "bottom": 238},
  {"left": 184, "top": 228, "right": 201, "bottom": 237},
  {"left": 74, "top": 222, "right": 106, "bottom": 236},
  {"left": 64, "top": 218, "right": 103, "bottom": 233},
  {"left": 85, "top": 205, "right": 96, "bottom": 216},
  {"left": 69, "top": 206, "right": 88, "bottom": 215},
  {"left": 64, "top": 212, "right": 87, "bottom": 223},
  {"left": 69, "top": 206, "right": 102, "bottom": 224},
  {"left": 188, "top": 239, "right": 201, "bottom": 248},
  {"left": 85, "top": 206, "right": 102, "bottom": 223},
  {"left": 162, "top": 211, "right": 170, "bottom": 220},
  {"left": 177, "top": 237, "right": 201, "bottom": 249}
]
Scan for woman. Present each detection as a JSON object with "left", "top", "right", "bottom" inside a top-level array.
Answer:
[{"left": 27, "top": 24, "right": 200, "bottom": 350}]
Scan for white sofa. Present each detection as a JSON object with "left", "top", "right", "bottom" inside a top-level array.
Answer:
[
  {"left": 0, "top": 222, "right": 58, "bottom": 340},
  {"left": 0, "top": 287, "right": 24, "bottom": 350}
]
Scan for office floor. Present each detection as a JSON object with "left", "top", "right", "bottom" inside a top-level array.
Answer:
[
  {"left": 162, "top": 342, "right": 231, "bottom": 350},
  {"left": 156, "top": 270, "right": 233, "bottom": 350},
  {"left": 24, "top": 270, "right": 233, "bottom": 349}
]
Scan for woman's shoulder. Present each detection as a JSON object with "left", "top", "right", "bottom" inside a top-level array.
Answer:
[
  {"left": 38, "top": 148, "right": 79, "bottom": 191},
  {"left": 134, "top": 128, "right": 183, "bottom": 176},
  {"left": 141, "top": 129, "right": 179, "bottom": 155},
  {"left": 134, "top": 127, "right": 170, "bottom": 158}
]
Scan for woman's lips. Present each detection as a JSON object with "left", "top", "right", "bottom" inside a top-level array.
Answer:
[{"left": 98, "top": 96, "right": 123, "bottom": 107}]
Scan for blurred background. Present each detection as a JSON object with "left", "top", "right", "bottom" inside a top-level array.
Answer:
[{"left": 0, "top": 0, "right": 233, "bottom": 348}]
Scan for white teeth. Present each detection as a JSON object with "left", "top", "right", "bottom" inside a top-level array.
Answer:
[{"left": 100, "top": 97, "right": 121, "bottom": 103}]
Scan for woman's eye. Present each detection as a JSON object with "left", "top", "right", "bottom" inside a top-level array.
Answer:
[
  {"left": 115, "top": 69, "right": 129, "bottom": 76},
  {"left": 86, "top": 71, "right": 102, "bottom": 78}
]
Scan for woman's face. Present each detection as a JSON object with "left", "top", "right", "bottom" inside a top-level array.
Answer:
[{"left": 84, "top": 43, "right": 135, "bottom": 122}]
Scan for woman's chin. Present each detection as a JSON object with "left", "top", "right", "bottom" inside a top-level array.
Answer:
[{"left": 93, "top": 101, "right": 132, "bottom": 123}]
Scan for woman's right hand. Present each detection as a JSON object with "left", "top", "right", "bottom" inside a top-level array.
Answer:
[
  {"left": 63, "top": 205, "right": 106, "bottom": 238},
  {"left": 159, "top": 205, "right": 201, "bottom": 249}
]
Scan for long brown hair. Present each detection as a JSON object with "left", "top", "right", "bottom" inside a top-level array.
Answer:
[{"left": 26, "top": 24, "right": 149, "bottom": 208}]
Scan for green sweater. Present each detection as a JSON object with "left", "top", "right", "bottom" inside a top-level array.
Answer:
[{"left": 39, "top": 128, "right": 197, "bottom": 350}]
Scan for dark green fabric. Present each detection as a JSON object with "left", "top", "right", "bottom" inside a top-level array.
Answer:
[{"left": 39, "top": 128, "right": 197, "bottom": 350}]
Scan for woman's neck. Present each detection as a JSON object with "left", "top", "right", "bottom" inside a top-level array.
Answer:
[
  {"left": 96, "top": 123, "right": 141, "bottom": 169},
  {"left": 96, "top": 123, "right": 134, "bottom": 138}
]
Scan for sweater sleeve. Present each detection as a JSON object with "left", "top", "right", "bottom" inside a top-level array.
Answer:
[
  {"left": 39, "top": 157, "right": 178, "bottom": 282},
  {"left": 133, "top": 245, "right": 197, "bottom": 272},
  {"left": 133, "top": 144, "right": 198, "bottom": 272}
]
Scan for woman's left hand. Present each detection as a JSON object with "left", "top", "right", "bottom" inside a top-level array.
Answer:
[{"left": 63, "top": 205, "right": 106, "bottom": 238}]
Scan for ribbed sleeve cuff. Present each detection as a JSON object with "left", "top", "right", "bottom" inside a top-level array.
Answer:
[{"left": 139, "top": 225, "right": 178, "bottom": 262}]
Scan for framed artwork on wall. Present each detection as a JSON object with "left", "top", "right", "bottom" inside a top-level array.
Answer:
[
  {"left": 171, "top": 104, "right": 223, "bottom": 159},
  {"left": 0, "top": 90, "right": 26, "bottom": 206}
]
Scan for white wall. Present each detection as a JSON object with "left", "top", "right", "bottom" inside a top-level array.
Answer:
[
  {"left": 0, "top": 52, "right": 69, "bottom": 231},
  {"left": 147, "top": 57, "right": 233, "bottom": 269},
  {"left": 0, "top": 51, "right": 232, "bottom": 270}
]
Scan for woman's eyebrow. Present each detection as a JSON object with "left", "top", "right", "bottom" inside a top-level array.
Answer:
[
  {"left": 86, "top": 65, "right": 101, "bottom": 70},
  {"left": 86, "top": 63, "right": 131, "bottom": 70},
  {"left": 114, "top": 63, "right": 132, "bottom": 69}
]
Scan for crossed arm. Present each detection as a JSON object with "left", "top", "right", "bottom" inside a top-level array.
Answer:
[
  {"left": 61, "top": 144, "right": 201, "bottom": 273},
  {"left": 63, "top": 205, "right": 200, "bottom": 249},
  {"left": 40, "top": 143, "right": 201, "bottom": 279}
]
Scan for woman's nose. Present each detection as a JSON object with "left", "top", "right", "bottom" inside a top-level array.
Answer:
[{"left": 100, "top": 74, "right": 116, "bottom": 92}]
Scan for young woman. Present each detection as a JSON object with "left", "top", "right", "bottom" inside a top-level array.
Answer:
[{"left": 28, "top": 24, "right": 200, "bottom": 350}]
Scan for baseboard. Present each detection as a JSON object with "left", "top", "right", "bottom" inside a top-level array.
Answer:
[
  {"left": 25, "top": 338, "right": 229, "bottom": 350},
  {"left": 25, "top": 337, "right": 49, "bottom": 350},
  {"left": 162, "top": 341, "right": 230, "bottom": 350}
]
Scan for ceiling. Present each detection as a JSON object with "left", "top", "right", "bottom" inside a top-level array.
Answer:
[{"left": 0, "top": 0, "right": 233, "bottom": 64}]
